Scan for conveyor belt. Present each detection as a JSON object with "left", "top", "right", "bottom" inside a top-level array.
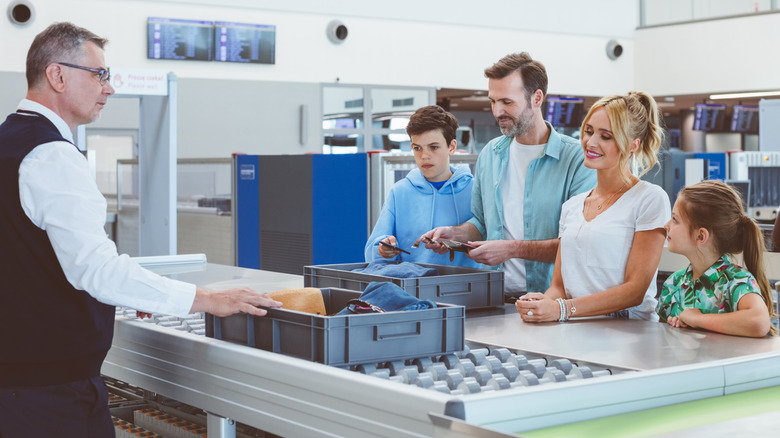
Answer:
[
  {"left": 114, "top": 307, "right": 628, "bottom": 396},
  {"left": 102, "top": 262, "right": 780, "bottom": 437}
]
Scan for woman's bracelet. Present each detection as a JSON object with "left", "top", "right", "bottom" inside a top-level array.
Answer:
[
  {"left": 556, "top": 298, "right": 566, "bottom": 322},
  {"left": 556, "top": 298, "right": 577, "bottom": 322}
]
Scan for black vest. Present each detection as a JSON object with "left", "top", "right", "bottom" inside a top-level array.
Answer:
[{"left": 0, "top": 112, "right": 115, "bottom": 386}]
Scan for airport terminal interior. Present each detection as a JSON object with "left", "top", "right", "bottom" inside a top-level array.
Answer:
[{"left": 3, "top": 0, "right": 780, "bottom": 437}]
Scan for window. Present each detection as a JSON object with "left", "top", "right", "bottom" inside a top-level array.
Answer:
[{"left": 322, "top": 84, "right": 435, "bottom": 153}]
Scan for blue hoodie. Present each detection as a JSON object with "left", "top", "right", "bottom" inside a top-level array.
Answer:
[{"left": 364, "top": 165, "right": 481, "bottom": 268}]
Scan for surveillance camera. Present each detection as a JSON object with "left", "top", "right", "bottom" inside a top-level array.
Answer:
[
  {"left": 7, "top": 0, "right": 34, "bottom": 26},
  {"left": 327, "top": 20, "right": 348, "bottom": 44},
  {"left": 606, "top": 39, "right": 623, "bottom": 60}
]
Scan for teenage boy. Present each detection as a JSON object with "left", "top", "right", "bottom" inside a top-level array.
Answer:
[{"left": 365, "top": 105, "right": 480, "bottom": 268}]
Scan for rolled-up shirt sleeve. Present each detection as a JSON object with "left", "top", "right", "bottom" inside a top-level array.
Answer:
[{"left": 19, "top": 142, "right": 196, "bottom": 316}]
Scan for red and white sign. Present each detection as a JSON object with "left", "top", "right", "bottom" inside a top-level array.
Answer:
[{"left": 110, "top": 68, "right": 169, "bottom": 96}]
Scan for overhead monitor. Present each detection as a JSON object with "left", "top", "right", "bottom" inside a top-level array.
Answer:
[
  {"left": 147, "top": 17, "right": 213, "bottom": 61},
  {"left": 692, "top": 103, "right": 726, "bottom": 131},
  {"left": 729, "top": 105, "right": 759, "bottom": 134},
  {"left": 665, "top": 128, "right": 681, "bottom": 149},
  {"left": 545, "top": 97, "right": 585, "bottom": 128},
  {"left": 214, "top": 21, "right": 276, "bottom": 64}
]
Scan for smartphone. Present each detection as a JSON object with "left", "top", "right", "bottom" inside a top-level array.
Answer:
[
  {"left": 379, "top": 241, "right": 411, "bottom": 254},
  {"left": 439, "top": 240, "right": 476, "bottom": 251}
]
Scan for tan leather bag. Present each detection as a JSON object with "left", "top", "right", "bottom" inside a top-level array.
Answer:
[{"left": 267, "top": 288, "right": 326, "bottom": 315}]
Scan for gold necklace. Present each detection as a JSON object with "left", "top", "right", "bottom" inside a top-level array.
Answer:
[{"left": 588, "top": 182, "right": 628, "bottom": 215}]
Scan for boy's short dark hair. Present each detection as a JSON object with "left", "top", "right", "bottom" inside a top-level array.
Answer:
[{"left": 406, "top": 105, "right": 459, "bottom": 145}]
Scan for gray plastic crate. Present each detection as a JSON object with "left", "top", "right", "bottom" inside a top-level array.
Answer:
[
  {"left": 205, "top": 287, "right": 465, "bottom": 367},
  {"left": 303, "top": 262, "right": 504, "bottom": 309}
]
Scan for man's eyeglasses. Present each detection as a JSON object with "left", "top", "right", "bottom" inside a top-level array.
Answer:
[{"left": 57, "top": 62, "right": 111, "bottom": 85}]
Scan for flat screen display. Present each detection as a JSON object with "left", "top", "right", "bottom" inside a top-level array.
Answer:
[
  {"left": 148, "top": 17, "right": 213, "bottom": 61},
  {"left": 692, "top": 103, "right": 726, "bottom": 131},
  {"left": 545, "top": 97, "right": 584, "bottom": 128},
  {"left": 729, "top": 105, "right": 759, "bottom": 134},
  {"left": 214, "top": 21, "right": 276, "bottom": 64}
]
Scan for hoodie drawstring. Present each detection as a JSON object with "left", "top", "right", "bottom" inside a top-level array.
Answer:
[{"left": 428, "top": 179, "right": 464, "bottom": 230}]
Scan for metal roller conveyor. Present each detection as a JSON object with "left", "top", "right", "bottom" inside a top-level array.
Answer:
[{"left": 102, "top": 263, "right": 780, "bottom": 437}]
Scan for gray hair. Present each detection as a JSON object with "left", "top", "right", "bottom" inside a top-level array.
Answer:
[{"left": 26, "top": 22, "right": 108, "bottom": 89}]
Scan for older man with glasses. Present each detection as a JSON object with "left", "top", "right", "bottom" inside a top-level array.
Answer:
[{"left": 0, "top": 22, "right": 281, "bottom": 438}]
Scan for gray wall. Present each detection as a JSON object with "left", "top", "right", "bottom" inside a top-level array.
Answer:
[
  {"left": 0, "top": 71, "right": 322, "bottom": 157},
  {"left": 0, "top": 1, "right": 637, "bottom": 95},
  {"left": 175, "top": 78, "right": 321, "bottom": 157},
  {"left": 0, "top": 72, "right": 27, "bottom": 116}
]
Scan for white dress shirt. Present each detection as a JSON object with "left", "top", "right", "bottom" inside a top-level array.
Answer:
[{"left": 16, "top": 99, "right": 196, "bottom": 316}]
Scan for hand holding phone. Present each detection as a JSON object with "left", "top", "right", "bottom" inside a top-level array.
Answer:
[{"left": 379, "top": 240, "right": 411, "bottom": 255}]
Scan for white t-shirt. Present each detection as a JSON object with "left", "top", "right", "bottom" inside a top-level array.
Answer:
[
  {"left": 558, "top": 180, "right": 670, "bottom": 320},
  {"left": 501, "top": 140, "right": 545, "bottom": 293}
]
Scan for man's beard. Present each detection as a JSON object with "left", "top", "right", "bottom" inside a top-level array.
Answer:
[{"left": 499, "top": 106, "right": 535, "bottom": 138}]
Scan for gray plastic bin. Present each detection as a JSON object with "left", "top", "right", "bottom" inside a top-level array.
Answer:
[
  {"left": 205, "top": 287, "right": 465, "bottom": 367},
  {"left": 303, "top": 262, "right": 504, "bottom": 309}
]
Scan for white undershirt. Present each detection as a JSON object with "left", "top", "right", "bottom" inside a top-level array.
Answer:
[
  {"left": 500, "top": 139, "right": 545, "bottom": 293},
  {"left": 16, "top": 99, "right": 196, "bottom": 316}
]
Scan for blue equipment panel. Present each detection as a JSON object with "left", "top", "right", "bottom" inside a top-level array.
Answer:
[{"left": 235, "top": 154, "right": 368, "bottom": 274}]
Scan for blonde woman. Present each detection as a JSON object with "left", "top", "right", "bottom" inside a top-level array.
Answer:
[{"left": 517, "top": 92, "right": 670, "bottom": 322}]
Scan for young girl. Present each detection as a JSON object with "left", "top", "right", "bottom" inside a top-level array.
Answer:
[{"left": 657, "top": 180, "right": 777, "bottom": 337}]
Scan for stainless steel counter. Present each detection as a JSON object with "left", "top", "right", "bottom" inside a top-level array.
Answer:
[
  {"left": 103, "top": 262, "right": 780, "bottom": 437},
  {"left": 464, "top": 310, "right": 780, "bottom": 371},
  {"left": 143, "top": 260, "right": 303, "bottom": 292}
]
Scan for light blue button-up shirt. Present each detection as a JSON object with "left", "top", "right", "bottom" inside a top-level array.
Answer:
[{"left": 467, "top": 123, "right": 596, "bottom": 292}]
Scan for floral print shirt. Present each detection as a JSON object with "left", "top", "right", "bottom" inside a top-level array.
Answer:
[{"left": 656, "top": 254, "right": 762, "bottom": 320}]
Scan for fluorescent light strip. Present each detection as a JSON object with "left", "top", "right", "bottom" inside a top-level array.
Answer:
[
  {"left": 709, "top": 91, "right": 780, "bottom": 99},
  {"left": 131, "top": 253, "right": 207, "bottom": 267}
]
